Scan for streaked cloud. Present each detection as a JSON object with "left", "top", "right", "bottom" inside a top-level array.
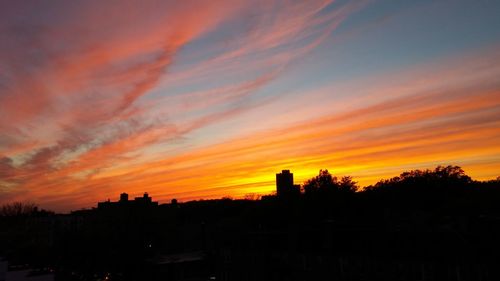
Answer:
[{"left": 1, "top": 0, "right": 499, "bottom": 211}]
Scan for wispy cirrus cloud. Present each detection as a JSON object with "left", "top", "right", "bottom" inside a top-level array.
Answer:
[
  {"left": 0, "top": 0, "right": 364, "bottom": 211},
  {"left": 2, "top": 0, "right": 499, "bottom": 212},
  {"left": 54, "top": 47, "right": 500, "bottom": 208}
]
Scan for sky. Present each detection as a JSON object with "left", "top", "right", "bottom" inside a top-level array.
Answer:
[{"left": 1, "top": 0, "right": 500, "bottom": 212}]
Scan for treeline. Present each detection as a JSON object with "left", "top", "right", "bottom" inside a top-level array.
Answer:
[
  {"left": 292, "top": 165, "right": 500, "bottom": 219},
  {"left": 301, "top": 165, "right": 499, "bottom": 196}
]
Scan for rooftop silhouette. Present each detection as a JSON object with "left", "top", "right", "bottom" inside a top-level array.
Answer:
[
  {"left": 97, "top": 192, "right": 159, "bottom": 210},
  {"left": 276, "top": 170, "right": 300, "bottom": 198}
]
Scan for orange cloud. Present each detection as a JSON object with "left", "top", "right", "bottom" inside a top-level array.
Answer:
[
  {"left": 2, "top": 1, "right": 499, "bottom": 213},
  {"left": 60, "top": 47, "right": 500, "bottom": 211}
]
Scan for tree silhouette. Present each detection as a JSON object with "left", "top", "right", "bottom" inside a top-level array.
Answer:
[
  {"left": 368, "top": 165, "right": 472, "bottom": 192},
  {"left": 303, "top": 170, "right": 358, "bottom": 196},
  {"left": 0, "top": 201, "right": 38, "bottom": 217},
  {"left": 339, "top": 176, "right": 358, "bottom": 193},
  {"left": 304, "top": 169, "right": 336, "bottom": 195}
]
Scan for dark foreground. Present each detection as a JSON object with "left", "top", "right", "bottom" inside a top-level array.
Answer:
[{"left": 1, "top": 166, "right": 500, "bottom": 281}]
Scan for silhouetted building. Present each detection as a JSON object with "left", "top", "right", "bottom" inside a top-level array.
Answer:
[
  {"left": 97, "top": 192, "right": 158, "bottom": 209},
  {"left": 120, "top": 192, "right": 129, "bottom": 202},
  {"left": 134, "top": 192, "right": 153, "bottom": 204},
  {"left": 276, "top": 170, "right": 300, "bottom": 198}
]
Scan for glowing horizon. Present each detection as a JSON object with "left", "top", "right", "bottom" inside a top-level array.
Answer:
[{"left": 1, "top": 0, "right": 500, "bottom": 212}]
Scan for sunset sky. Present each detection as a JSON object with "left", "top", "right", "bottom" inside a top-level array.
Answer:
[{"left": 1, "top": 0, "right": 500, "bottom": 212}]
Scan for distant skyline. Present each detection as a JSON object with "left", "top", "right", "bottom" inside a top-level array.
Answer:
[{"left": 1, "top": 0, "right": 500, "bottom": 212}]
